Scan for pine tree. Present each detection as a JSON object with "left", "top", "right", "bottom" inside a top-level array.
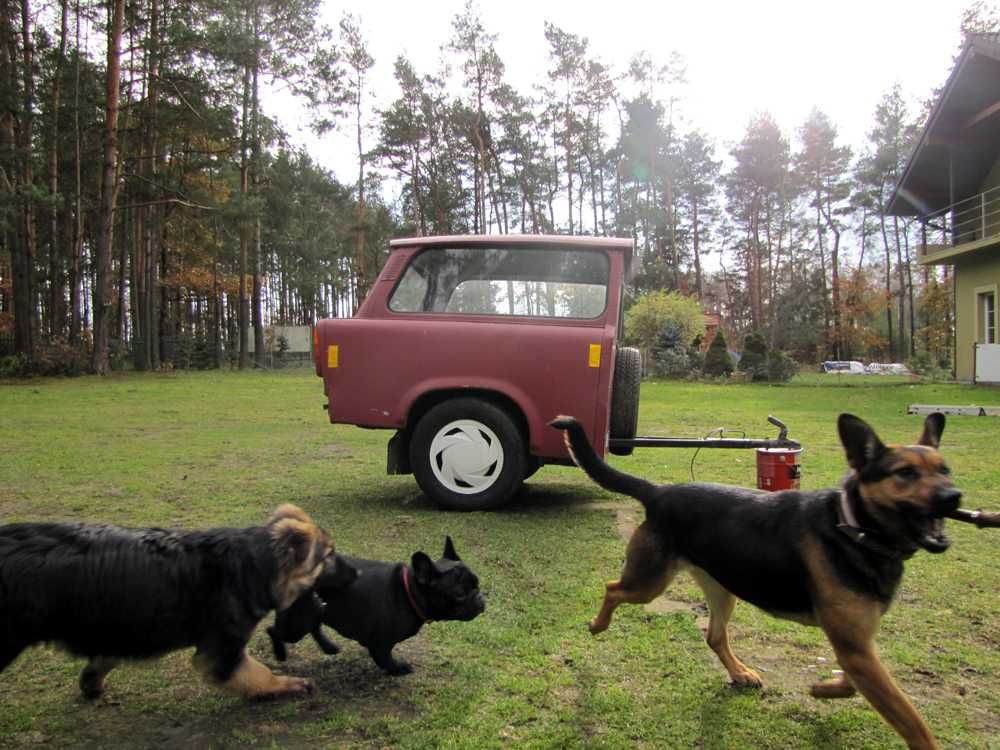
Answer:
[
  {"left": 703, "top": 329, "right": 734, "bottom": 377},
  {"left": 739, "top": 331, "right": 767, "bottom": 380}
]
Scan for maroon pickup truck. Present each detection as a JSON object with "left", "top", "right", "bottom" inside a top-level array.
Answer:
[{"left": 312, "top": 235, "right": 640, "bottom": 510}]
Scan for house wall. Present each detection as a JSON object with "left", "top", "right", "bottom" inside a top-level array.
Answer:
[
  {"left": 955, "top": 251, "right": 1000, "bottom": 381},
  {"left": 983, "top": 154, "right": 1000, "bottom": 193},
  {"left": 982, "top": 155, "right": 1000, "bottom": 240}
]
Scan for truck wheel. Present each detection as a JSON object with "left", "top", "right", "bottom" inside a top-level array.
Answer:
[
  {"left": 609, "top": 346, "right": 641, "bottom": 456},
  {"left": 410, "top": 398, "right": 526, "bottom": 511}
]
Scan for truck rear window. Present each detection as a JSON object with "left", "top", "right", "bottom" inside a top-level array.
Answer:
[{"left": 389, "top": 247, "right": 609, "bottom": 318}]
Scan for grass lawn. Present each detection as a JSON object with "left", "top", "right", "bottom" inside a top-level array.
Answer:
[{"left": 1, "top": 369, "right": 998, "bottom": 749}]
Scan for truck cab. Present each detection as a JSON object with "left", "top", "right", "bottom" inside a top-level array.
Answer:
[{"left": 313, "top": 235, "right": 639, "bottom": 510}]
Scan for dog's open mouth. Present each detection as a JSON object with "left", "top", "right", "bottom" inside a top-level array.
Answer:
[{"left": 916, "top": 516, "right": 950, "bottom": 553}]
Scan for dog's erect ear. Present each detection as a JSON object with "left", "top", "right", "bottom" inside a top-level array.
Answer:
[
  {"left": 270, "top": 504, "right": 314, "bottom": 526},
  {"left": 272, "top": 518, "right": 319, "bottom": 569},
  {"left": 319, "top": 555, "right": 358, "bottom": 588},
  {"left": 411, "top": 551, "right": 439, "bottom": 585},
  {"left": 918, "top": 412, "right": 945, "bottom": 448},
  {"left": 443, "top": 536, "right": 460, "bottom": 561},
  {"left": 838, "top": 413, "right": 887, "bottom": 471}
]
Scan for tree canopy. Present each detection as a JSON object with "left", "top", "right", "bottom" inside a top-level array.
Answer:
[{"left": 1, "top": 0, "right": 995, "bottom": 374}]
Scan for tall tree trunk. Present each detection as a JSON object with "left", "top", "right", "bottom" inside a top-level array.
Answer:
[
  {"left": 92, "top": 0, "right": 124, "bottom": 375},
  {"left": 47, "top": 0, "right": 69, "bottom": 337},
  {"left": 9, "top": 0, "right": 36, "bottom": 359},
  {"left": 815, "top": 195, "right": 830, "bottom": 344},
  {"left": 903, "top": 223, "right": 916, "bottom": 356},
  {"left": 830, "top": 226, "right": 842, "bottom": 360},
  {"left": 251, "top": 47, "right": 264, "bottom": 368},
  {"left": 69, "top": 0, "right": 83, "bottom": 345},
  {"left": 139, "top": 0, "right": 161, "bottom": 370},
  {"left": 691, "top": 196, "right": 703, "bottom": 300},
  {"left": 238, "top": 58, "right": 250, "bottom": 370},
  {"left": 893, "top": 215, "right": 907, "bottom": 358},
  {"left": 822, "top": 193, "right": 843, "bottom": 361},
  {"left": 667, "top": 176, "right": 678, "bottom": 289},
  {"left": 748, "top": 194, "right": 763, "bottom": 330},
  {"left": 354, "top": 75, "right": 366, "bottom": 302},
  {"left": 879, "top": 214, "right": 894, "bottom": 358},
  {"left": 564, "top": 98, "right": 573, "bottom": 234}
]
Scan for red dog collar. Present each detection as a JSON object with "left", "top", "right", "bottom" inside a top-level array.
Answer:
[{"left": 402, "top": 565, "right": 432, "bottom": 623}]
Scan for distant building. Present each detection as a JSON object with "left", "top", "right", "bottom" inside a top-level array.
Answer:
[
  {"left": 697, "top": 312, "right": 722, "bottom": 350},
  {"left": 888, "top": 33, "right": 1000, "bottom": 383}
]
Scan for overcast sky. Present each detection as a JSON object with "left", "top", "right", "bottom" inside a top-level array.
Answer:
[{"left": 279, "top": 0, "right": 969, "bottom": 186}]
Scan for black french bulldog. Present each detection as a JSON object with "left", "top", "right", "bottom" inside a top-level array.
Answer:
[{"left": 267, "top": 536, "right": 485, "bottom": 675}]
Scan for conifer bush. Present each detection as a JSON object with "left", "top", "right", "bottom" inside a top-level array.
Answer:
[
  {"left": 703, "top": 329, "right": 734, "bottom": 377},
  {"left": 739, "top": 331, "right": 768, "bottom": 381}
]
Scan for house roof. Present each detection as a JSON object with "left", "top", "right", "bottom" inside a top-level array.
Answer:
[{"left": 888, "top": 34, "right": 1000, "bottom": 217}]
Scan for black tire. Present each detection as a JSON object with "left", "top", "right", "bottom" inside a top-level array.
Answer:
[
  {"left": 609, "top": 346, "right": 641, "bottom": 456},
  {"left": 409, "top": 398, "right": 526, "bottom": 511}
]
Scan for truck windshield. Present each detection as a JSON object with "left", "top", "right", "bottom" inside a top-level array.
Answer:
[{"left": 389, "top": 246, "right": 609, "bottom": 318}]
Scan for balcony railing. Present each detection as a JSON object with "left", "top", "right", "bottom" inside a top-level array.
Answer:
[{"left": 918, "top": 184, "right": 1000, "bottom": 258}]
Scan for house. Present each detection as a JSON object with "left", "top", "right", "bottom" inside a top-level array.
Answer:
[
  {"left": 702, "top": 312, "right": 721, "bottom": 346},
  {"left": 888, "top": 33, "right": 1000, "bottom": 383}
]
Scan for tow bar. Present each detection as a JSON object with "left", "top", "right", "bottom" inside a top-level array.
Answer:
[{"left": 608, "top": 415, "right": 803, "bottom": 491}]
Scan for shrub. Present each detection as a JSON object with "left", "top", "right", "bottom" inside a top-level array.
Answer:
[
  {"left": 686, "top": 339, "right": 705, "bottom": 374},
  {"left": 766, "top": 349, "right": 799, "bottom": 383},
  {"left": 0, "top": 338, "right": 88, "bottom": 378},
  {"left": 624, "top": 291, "right": 704, "bottom": 371},
  {"left": 653, "top": 346, "right": 693, "bottom": 379},
  {"left": 908, "top": 352, "right": 950, "bottom": 382},
  {"left": 33, "top": 337, "right": 87, "bottom": 376},
  {"left": 703, "top": 329, "right": 734, "bottom": 377},
  {"left": 0, "top": 353, "right": 30, "bottom": 378},
  {"left": 739, "top": 331, "right": 768, "bottom": 381}
]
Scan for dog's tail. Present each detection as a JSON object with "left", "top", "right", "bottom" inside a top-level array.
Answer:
[{"left": 550, "top": 416, "right": 658, "bottom": 506}]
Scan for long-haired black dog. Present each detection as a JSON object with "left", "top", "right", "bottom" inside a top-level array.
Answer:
[
  {"left": 0, "top": 504, "right": 336, "bottom": 700},
  {"left": 551, "top": 413, "right": 961, "bottom": 750}
]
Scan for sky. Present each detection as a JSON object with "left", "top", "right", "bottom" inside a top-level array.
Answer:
[{"left": 277, "top": 0, "right": 970, "bottom": 189}]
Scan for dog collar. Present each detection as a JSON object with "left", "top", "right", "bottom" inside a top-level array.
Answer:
[
  {"left": 836, "top": 491, "right": 908, "bottom": 560},
  {"left": 401, "top": 565, "right": 433, "bottom": 623}
]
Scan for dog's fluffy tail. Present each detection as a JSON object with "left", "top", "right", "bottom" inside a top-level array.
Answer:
[{"left": 550, "top": 416, "right": 657, "bottom": 505}]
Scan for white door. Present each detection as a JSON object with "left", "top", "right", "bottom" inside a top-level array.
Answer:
[{"left": 975, "top": 343, "right": 1000, "bottom": 383}]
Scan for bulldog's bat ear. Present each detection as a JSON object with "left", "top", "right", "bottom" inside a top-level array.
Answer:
[
  {"left": 443, "top": 536, "right": 460, "bottom": 561},
  {"left": 411, "top": 551, "right": 438, "bottom": 585},
  {"left": 918, "top": 412, "right": 945, "bottom": 448}
]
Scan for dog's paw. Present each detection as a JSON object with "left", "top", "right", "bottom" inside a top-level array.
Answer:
[
  {"left": 79, "top": 681, "right": 106, "bottom": 701},
  {"left": 277, "top": 676, "right": 314, "bottom": 696},
  {"left": 385, "top": 661, "right": 413, "bottom": 676},
  {"left": 730, "top": 668, "right": 763, "bottom": 688},
  {"left": 810, "top": 674, "right": 856, "bottom": 699},
  {"left": 588, "top": 618, "right": 608, "bottom": 635}
]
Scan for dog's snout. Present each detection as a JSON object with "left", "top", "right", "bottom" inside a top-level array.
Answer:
[{"left": 934, "top": 488, "right": 962, "bottom": 513}]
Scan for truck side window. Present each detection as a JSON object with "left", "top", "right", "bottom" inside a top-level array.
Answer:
[{"left": 389, "top": 247, "right": 609, "bottom": 319}]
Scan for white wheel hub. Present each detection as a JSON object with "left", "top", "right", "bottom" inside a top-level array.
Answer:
[{"left": 428, "top": 419, "right": 504, "bottom": 494}]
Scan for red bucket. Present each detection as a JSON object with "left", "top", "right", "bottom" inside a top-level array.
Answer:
[{"left": 756, "top": 448, "right": 802, "bottom": 491}]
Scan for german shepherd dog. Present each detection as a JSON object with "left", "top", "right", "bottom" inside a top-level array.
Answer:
[
  {"left": 0, "top": 504, "right": 336, "bottom": 700},
  {"left": 551, "top": 413, "right": 961, "bottom": 750}
]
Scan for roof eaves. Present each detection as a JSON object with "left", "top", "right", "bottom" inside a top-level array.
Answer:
[{"left": 887, "top": 40, "right": 975, "bottom": 216}]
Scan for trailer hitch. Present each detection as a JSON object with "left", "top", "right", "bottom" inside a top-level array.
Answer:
[{"left": 609, "top": 414, "right": 801, "bottom": 452}]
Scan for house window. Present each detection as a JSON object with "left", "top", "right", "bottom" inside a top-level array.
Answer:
[{"left": 981, "top": 291, "right": 996, "bottom": 344}]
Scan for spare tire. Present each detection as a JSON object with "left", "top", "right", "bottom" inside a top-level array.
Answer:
[{"left": 609, "top": 346, "right": 641, "bottom": 456}]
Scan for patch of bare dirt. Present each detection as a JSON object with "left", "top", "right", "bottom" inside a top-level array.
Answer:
[{"left": 1, "top": 642, "right": 432, "bottom": 750}]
